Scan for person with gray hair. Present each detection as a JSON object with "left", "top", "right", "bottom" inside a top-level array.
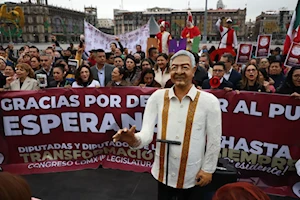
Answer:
[
  {"left": 34, "top": 52, "right": 54, "bottom": 87},
  {"left": 113, "top": 50, "right": 222, "bottom": 200}
]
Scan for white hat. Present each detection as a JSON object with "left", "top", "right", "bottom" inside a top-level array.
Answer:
[{"left": 226, "top": 18, "right": 233, "bottom": 23}]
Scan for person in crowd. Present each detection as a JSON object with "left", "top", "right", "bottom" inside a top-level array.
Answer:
[
  {"left": 30, "top": 56, "right": 41, "bottom": 71},
  {"left": 88, "top": 49, "right": 97, "bottom": 66},
  {"left": 198, "top": 45, "right": 208, "bottom": 56},
  {"left": 249, "top": 58, "right": 258, "bottom": 66},
  {"left": 277, "top": 66, "right": 300, "bottom": 97},
  {"left": 0, "top": 56, "right": 7, "bottom": 73},
  {"left": 148, "top": 47, "right": 159, "bottom": 66},
  {"left": 134, "top": 53, "right": 142, "bottom": 69},
  {"left": 72, "top": 65, "right": 100, "bottom": 88},
  {"left": 90, "top": 49, "right": 114, "bottom": 87},
  {"left": 268, "top": 60, "right": 285, "bottom": 89},
  {"left": 106, "top": 67, "right": 132, "bottom": 87},
  {"left": 124, "top": 48, "right": 129, "bottom": 57},
  {"left": 35, "top": 53, "right": 54, "bottom": 85},
  {"left": 0, "top": 172, "right": 33, "bottom": 200},
  {"left": 4, "top": 65, "right": 16, "bottom": 80},
  {"left": 110, "top": 38, "right": 124, "bottom": 55},
  {"left": 202, "top": 62, "right": 234, "bottom": 90},
  {"left": 45, "top": 47, "right": 55, "bottom": 64},
  {"left": 141, "top": 58, "right": 154, "bottom": 71},
  {"left": 114, "top": 56, "right": 124, "bottom": 68},
  {"left": 154, "top": 53, "right": 170, "bottom": 88},
  {"left": 272, "top": 47, "right": 282, "bottom": 62},
  {"left": 106, "top": 52, "right": 115, "bottom": 65},
  {"left": 237, "top": 64, "right": 270, "bottom": 92},
  {"left": 232, "top": 63, "right": 241, "bottom": 73},
  {"left": 199, "top": 53, "right": 213, "bottom": 79},
  {"left": 258, "top": 58, "right": 270, "bottom": 71},
  {"left": 113, "top": 50, "right": 221, "bottom": 200},
  {"left": 137, "top": 68, "right": 161, "bottom": 88},
  {"left": 259, "top": 68, "right": 275, "bottom": 93},
  {"left": 136, "top": 44, "right": 145, "bottom": 60},
  {"left": 192, "top": 52, "right": 208, "bottom": 87},
  {"left": 212, "top": 182, "right": 270, "bottom": 200},
  {"left": 220, "top": 53, "right": 241, "bottom": 89},
  {"left": 124, "top": 55, "right": 141, "bottom": 85},
  {"left": 48, "top": 64, "right": 72, "bottom": 88},
  {"left": 29, "top": 46, "right": 40, "bottom": 58},
  {"left": 4, "top": 63, "right": 39, "bottom": 91}
]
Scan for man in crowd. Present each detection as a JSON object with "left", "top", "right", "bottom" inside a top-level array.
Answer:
[
  {"left": 220, "top": 53, "right": 241, "bottom": 89},
  {"left": 29, "top": 46, "right": 40, "bottom": 58},
  {"left": 268, "top": 60, "right": 285, "bottom": 89},
  {"left": 192, "top": 52, "right": 208, "bottom": 87},
  {"left": 35, "top": 53, "right": 54, "bottom": 86},
  {"left": 90, "top": 49, "right": 114, "bottom": 86},
  {"left": 202, "top": 62, "right": 234, "bottom": 90},
  {"left": 113, "top": 50, "right": 222, "bottom": 200},
  {"left": 114, "top": 56, "right": 124, "bottom": 68},
  {"left": 134, "top": 53, "right": 142, "bottom": 69},
  {"left": 199, "top": 53, "right": 213, "bottom": 79},
  {"left": 148, "top": 47, "right": 159, "bottom": 66},
  {"left": 135, "top": 45, "right": 145, "bottom": 60},
  {"left": 106, "top": 52, "right": 115, "bottom": 65}
]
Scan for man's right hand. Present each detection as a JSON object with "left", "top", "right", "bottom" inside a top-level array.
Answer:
[{"left": 112, "top": 126, "right": 140, "bottom": 147}]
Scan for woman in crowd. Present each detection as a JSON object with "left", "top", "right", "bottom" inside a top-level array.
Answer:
[
  {"left": 277, "top": 66, "right": 300, "bottom": 97},
  {"left": 4, "top": 65, "right": 16, "bottom": 80},
  {"left": 141, "top": 59, "right": 153, "bottom": 71},
  {"left": 237, "top": 64, "right": 270, "bottom": 92},
  {"left": 154, "top": 53, "right": 170, "bottom": 88},
  {"left": 259, "top": 68, "right": 275, "bottom": 93},
  {"left": 55, "top": 59, "right": 76, "bottom": 84},
  {"left": 106, "top": 67, "right": 132, "bottom": 87},
  {"left": 4, "top": 63, "right": 39, "bottom": 90},
  {"left": 72, "top": 65, "right": 100, "bottom": 88},
  {"left": 137, "top": 68, "right": 161, "bottom": 88},
  {"left": 30, "top": 56, "right": 41, "bottom": 71},
  {"left": 48, "top": 64, "right": 72, "bottom": 88},
  {"left": 212, "top": 182, "right": 270, "bottom": 200},
  {"left": 124, "top": 55, "right": 141, "bottom": 85}
]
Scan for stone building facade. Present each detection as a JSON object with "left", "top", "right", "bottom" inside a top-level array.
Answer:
[{"left": 114, "top": 7, "right": 247, "bottom": 41}]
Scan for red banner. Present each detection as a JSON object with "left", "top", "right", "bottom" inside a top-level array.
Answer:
[
  {"left": 236, "top": 43, "right": 253, "bottom": 64},
  {"left": 0, "top": 88, "right": 299, "bottom": 198},
  {"left": 255, "top": 34, "right": 272, "bottom": 58}
]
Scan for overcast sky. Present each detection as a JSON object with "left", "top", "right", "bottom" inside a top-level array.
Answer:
[{"left": 6, "top": 0, "right": 298, "bottom": 20}]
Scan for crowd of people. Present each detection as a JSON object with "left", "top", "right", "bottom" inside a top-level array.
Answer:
[{"left": 0, "top": 36, "right": 299, "bottom": 99}]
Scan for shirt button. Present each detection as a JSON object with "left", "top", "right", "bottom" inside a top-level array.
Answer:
[
  {"left": 175, "top": 136, "right": 179, "bottom": 139},
  {"left": 173, "top": 155, "right": 177, "bottom": 159},
  {"left": 171, "top": 173, "right": 176, "bottom": 177},
  {"left": 180, "top": 105, "right": 183, "bottom": 108}
]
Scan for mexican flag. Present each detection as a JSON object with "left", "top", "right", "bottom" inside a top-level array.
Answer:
[{"left": 283, "top": 0, "right": 300, "bottom": 55}]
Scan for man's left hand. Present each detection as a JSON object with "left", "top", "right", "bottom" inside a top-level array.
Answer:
[{"left": 195, "top": 170, "right": 212, "bottom": 187}]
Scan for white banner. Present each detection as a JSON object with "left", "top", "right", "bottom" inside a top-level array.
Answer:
[{"left": 84, "top": 21, "right": 149, "bottom": 54}]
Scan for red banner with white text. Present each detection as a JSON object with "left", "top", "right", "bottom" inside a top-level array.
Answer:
[{"left": 0, "top": 88, "right": 299, "bottom": 198}]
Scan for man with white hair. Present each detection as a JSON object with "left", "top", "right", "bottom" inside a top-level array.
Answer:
[
  {"left": 216, "top": 17, "right": 238, "bottom": 50},
  {"left": 113, "top": 50, "right": 222, "bottom": 200}
]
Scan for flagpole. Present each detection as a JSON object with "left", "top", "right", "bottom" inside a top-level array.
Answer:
[{"left": 202, "top": 0, "right": 208, "bottom": 43}]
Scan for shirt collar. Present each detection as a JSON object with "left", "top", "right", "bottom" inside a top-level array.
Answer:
[
  {"left": 220, "top": 77, "right": 224, "bottom": 83},
  {"left": 169, "top": 85, "right": 198, "bottom": 101},
  {"left": 226, "top": 67, "right": 233, "bottom": 74}
]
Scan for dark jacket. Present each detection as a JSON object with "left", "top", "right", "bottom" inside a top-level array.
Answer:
[
  {"left": 90, "top": 64, "right": 115, "bottom": 86},
  {"left": 276, "top": 83, "right": 300, "bottom": 95},
  {"left": 136, "top": 51, "right": 146, "bottom": 60},
  {"left": 269, "top": 73, "right": 285, "bottom": 89},
  {"left": 48, "top": 79, "right": 71, "bottom": 88},
  {"left": 193, "top": 65, "right": 208, "bottom": 86},
  {"left": 228, "top": 69, "right": 242, "bottom": 89},
  {"left": 202, "top": 78, "right": 234, "bottom": 89},
  {"left": 237, "top": 83, "right": 266, "bottom": 92},
  {"left": 35, "top": 67, "right": 54, "bottom": 87}
]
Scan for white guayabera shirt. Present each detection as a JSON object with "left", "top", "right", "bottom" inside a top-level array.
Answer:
[{"left": 134, "top": 85, "right": 222, "bottom": 189}]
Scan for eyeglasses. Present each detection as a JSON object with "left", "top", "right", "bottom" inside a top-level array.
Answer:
[
  {"left": 213, "top": 69, "right": 224, "bottom": 73},
  {"left": 246, "top": 69, "right": 257, "bottom": 72}
]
